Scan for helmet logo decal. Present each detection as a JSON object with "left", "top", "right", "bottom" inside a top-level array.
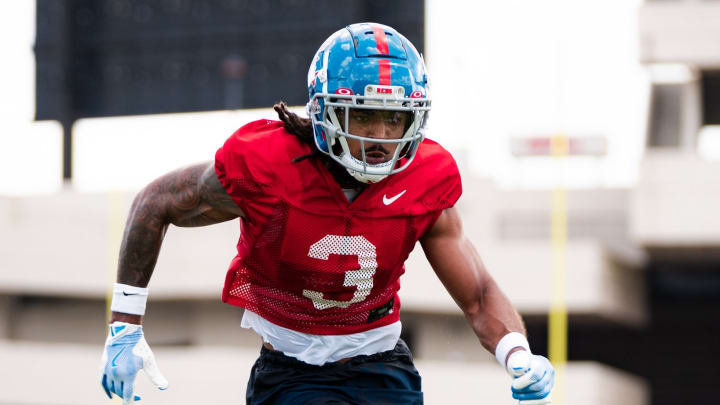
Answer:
[
  {"left": 307, "top": 99, "right": 321, "bottom": 114},
  {"left": 335, "top": 88, "right": 354, "bottom": 95},
  {"left": 410, "top": 91, "right": 423, "bottom": 98},
  {"left": 378, "top": 59, "right": 391, "bottom": 85},
  {"left": 372, "top": 26, "right": 389, "bottom": 55},
  {"left": 364, "top": 85, "right": 405, "bottom": 102}
]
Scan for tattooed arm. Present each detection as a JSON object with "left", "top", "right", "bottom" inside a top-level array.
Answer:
[{"left": 110, "top": 162, "right": 242, "bottom": 324}]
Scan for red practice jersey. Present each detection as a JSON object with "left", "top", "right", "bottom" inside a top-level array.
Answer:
[{"left": 215, "top": 120, "right": 462, "bottom": 335}]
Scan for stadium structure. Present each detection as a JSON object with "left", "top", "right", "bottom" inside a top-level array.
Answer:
[{"left": 1, "top": 1, "right": 719, "bottom": 404}]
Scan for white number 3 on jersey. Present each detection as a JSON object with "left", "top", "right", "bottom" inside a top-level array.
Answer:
[{"left": 302, "top": 235, "right": 378, "bottom": 310}]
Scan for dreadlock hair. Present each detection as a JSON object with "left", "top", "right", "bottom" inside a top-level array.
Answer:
[
  {"left": 273, "top": 101, "right": 323, "bottom": 163},
  {"left": 273, "top": 101, "right": 364, "bottom": 189}
]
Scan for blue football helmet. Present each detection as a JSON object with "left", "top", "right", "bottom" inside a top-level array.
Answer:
[{"left": 306, "top": 22, "right": 431, "bottom": 184}]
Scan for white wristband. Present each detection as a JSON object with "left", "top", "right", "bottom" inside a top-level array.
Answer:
[
  {"left": 494, "top": 332, "right": 531, "bottom": 368},
  {"left": 110, "top": 283, "right": 149, "bottom": 315}
]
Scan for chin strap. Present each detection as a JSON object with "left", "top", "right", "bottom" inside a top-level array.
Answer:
[
  {"left": 346, "top": 167, "right": 387, "bottom": 184},
  {"left": 339, "top": 153, "right": 393, "bottom": 184}
]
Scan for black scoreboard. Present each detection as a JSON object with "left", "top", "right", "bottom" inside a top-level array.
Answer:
[{"left": 35, "top": 0, "right": 425, "bottom": 121}]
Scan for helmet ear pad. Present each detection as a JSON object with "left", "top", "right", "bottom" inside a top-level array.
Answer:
[
  {"left": 330, "top": 105, "right": 345, "bottom": 132},
  {"left": 330, "top": 141, "right": 343, "bottom": 156},
  {"left": 398, "top": 112, "right": 418, "bottom": 158}
]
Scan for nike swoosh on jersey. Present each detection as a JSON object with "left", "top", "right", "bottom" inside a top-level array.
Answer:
[
  {"left": 123, "top": 292, "right": 138, "bottom": 296},
  {"left": 382, "top": 190, "right": 407, "bottom": 205}
]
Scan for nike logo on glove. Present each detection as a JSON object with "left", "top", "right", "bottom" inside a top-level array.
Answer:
[
  {"left": 111, "top": 346, "right": 126, "bottom": 367},
  {"left": 123, "top": 292, "right": 138, "bottom": 296}
]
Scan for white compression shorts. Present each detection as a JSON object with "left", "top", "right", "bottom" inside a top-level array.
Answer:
[{"left": 241, "top": 309, "right": 401, "bottom": 366}]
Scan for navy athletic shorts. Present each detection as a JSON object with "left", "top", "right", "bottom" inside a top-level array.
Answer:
[{"left": 246, "top": 338, "right": 423, "bottom": 405}]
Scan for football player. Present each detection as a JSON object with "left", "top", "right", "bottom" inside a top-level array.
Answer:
[{"left": 100, "top": 22, "right": 555, "bottom": 404}]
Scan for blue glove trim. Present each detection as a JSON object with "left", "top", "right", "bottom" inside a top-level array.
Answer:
[
  {"left": 101, "top": 374, "right": 112, "bottom": 399},
  {"left": 512, "top": 383, "right": 553, "bottom": 401},
  {"left": 111, "top": 324, "right": 126, "bottom": 337},
  {"left": 512, "top": 369, "right": 549, "bottom": 393}
]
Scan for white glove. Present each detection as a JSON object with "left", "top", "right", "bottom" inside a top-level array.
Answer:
[
  {"left": 100, "top": 322, "right": 169, "bottom": 404},
  {"left": 506, "top": 350, "right": 555, "bottom": 404}
]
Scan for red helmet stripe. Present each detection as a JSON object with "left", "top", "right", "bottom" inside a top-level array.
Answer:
[
  {"left": 372, "top": 26, "right": 389, "bottom": 55},
  {"left": 378, "top": 59, "right": 391, "bottom": 85}
]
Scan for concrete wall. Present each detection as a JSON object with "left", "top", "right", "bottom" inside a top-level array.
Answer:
[
  {"left": 631, "top": 151, "right": 720, "bottom": 247},
  {"left": 640, "top": 1, "right": 720, "bottom": 67},
  {"left": 0, "top": 177, "right": 645, "bottom": 323}
]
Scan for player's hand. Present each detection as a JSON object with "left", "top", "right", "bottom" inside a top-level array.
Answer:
[
  {"left": 506, "top": 350, "right": 554, "bottom": 404},
  {"left": 100, "top": 322, "right": 169, "bottom": 404}
]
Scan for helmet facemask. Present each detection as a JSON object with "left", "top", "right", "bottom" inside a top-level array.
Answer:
[{"left": 309, "top": 91, "right": 430, "bottom": 184}]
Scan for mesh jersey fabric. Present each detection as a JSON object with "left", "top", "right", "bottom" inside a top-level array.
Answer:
[{"left": 215, "top": 119, "right": 462, "bottom": 335}]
